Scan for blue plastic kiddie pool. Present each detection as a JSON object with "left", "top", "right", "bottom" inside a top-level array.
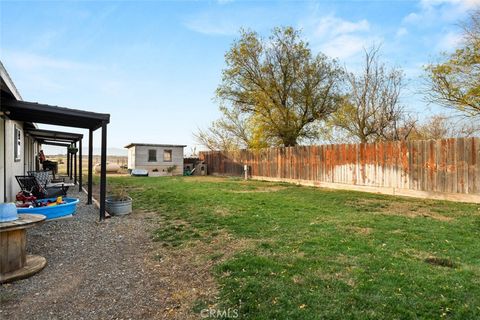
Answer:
[{"left": 17, "top": 198, "right": 79, "bottom": 220}]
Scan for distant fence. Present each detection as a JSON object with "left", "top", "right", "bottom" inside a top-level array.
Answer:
[{"left": 199, "top": 138, "right": 480, "bottom": 203}]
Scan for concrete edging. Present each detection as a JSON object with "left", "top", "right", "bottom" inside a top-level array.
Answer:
[{"left": 250, "top": 176, "right": 480, "bottom": 204}]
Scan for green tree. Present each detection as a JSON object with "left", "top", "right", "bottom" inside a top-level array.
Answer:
[
  {"left": 215, "top": 27, "right": 343, "bottom": 147},
  {"left": 425, "top": 10, "right": 480, "bottom": 117}
]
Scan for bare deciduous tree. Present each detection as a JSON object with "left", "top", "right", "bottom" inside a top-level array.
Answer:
[
  {"left": 331, "top": 46, "right": 414, "bottom": 143},
  {"left": 410, "top": 114, "right": 480, "bottom": 140},
  {"left": 194, "top": 107, "right": 254, "bottom": 151}
]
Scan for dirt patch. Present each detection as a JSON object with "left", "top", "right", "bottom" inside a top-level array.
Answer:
[
  {"left": 400, "top": 249, "right": 458, "bottom": 269},
  {"left": 347, "top": 198, "right": 453, "bottom": 222},
  {"left": 386, "top": 202, "right": 453, "bottom": 221},
  {"left": 425, "top": 257, "right": 457, "bottom": 268},
  {"left": 231, "top": 186, "right": 287, "bottom": 193},
  {"left": 1, "top": 194, "right": 257, "bottom": 320},
  {"left": 0, "top": 192, "right": 166, "bottom": 320},
  {"left": 183, "top": 176, "right": 233, "bottom": 183},
  {"left": 401, "top": 248, "right": 432, "bottom": 260},
  {"left": 346, "top": 226, "right": 373, "bottom": 235},
  {"left": 310, "top": 254, "right": 359, "bottom": 287},
  {"left": 313, "top": 267, "right": 357, "bottom": 287},
  {"left": 214, "top": 207, "right": 231, "bottom": 216},
  {"left": 149, "top": 230, "right": 257, "bottom": 319}
]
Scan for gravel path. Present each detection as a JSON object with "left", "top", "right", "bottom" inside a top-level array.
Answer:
[{"left": 0, "top": 190, "right": 170, "bottom": 319}]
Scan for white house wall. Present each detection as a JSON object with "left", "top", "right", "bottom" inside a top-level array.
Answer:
[
  {"left": 3, "top": 118, "right": 26, "bottom": 201},
  {"left": 127, "top": 146, "right": 136, "bottom": 170},
  {"left": 131, "top": 146, "right": 184, "bottom": 175}
]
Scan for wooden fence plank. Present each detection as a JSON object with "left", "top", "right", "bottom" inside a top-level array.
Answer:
[
  {"left": 200, "top": 137, "right": 479, "bottom": 198},
  {"left": 475, "top": 138, "right": 480, "bottom": 194},
  {"left": 457, "top": 138, "right": 466, "bottom": 193}
]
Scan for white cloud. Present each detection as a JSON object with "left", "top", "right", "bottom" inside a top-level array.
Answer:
[
  {"left": 320, "top": 34, "right": 368, "bottom": 59},
  {"left": 302, "top": 14, "right": 377, "bottom": 59},
  {"left": 436, "top": 31, "right": 462, "bottom": 51},
  {"left": 420, "top": 0, "right": 480, "bottom": 10},
  {"left": 403, "top": 0, "right": 478, "bottom": 25},
  {"left": 314, "top": 16, "right": 370, "bottom": 38},
  {"left": 183, "top": 12, "right": 239, "bottom": 35},
  {"left": 403, "top": 12, "right": 422, "bottom": 24},
  {"left": 3, "top": 51, "right": 93, "bottom": 72},
  {"left": 396, "top": 27, "right": 408, "bottom": 37},
  {"left": 0, "top": 50, "right": 112, "bottom": 99}
]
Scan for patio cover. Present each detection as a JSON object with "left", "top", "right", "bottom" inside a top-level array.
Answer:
[
  {"left": 1, "top": 99, "right": 109, "bottom": 130},
  {"left": 25, "top": 128, "right": 83, "bottom": 143},
  {"left": 25, "top": 128, "right": 84, "bottom": 188},
  {"left": 1, "top": 97, "right": 110, "bottom": 220}
]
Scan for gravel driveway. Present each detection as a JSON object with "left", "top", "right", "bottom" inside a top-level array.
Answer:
[{"left": 0, "top": 190, "right": 172, "bottom": 319}]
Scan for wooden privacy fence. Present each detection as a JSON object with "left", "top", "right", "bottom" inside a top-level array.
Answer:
[{"left": 200, "top": 137, "right": 480, "bottom": 202}]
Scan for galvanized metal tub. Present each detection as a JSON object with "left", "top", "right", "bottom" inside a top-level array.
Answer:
[{"left": 105, "top": 196, "right": 132, "bottom": 216}]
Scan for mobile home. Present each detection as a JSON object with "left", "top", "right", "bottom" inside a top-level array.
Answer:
[{"left": 125, "top": 143, "right": 185, "bottom": 176}]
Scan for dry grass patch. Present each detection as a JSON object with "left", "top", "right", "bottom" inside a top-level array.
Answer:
[
  {"left": 385, "top": 202, "right": 453, "bottom": 221},
  {"left": 347, "top": 198, "right": 453, "bottom": 222},
  {"left": 148, "top": 229, "right": 257, "bottom": 319},
  {"left": 425, "top": 257, "right": 457, "bottom": 268},
  {"left": 311, "top": 254, "right": 359, "bottom": 288},
  {"left": 313, "top": 267, "right": 357, "bottom": 288},
  {"left": 183, "top": 176, "right": 233, "bottom": 183},
  {"left": 400, "top": 248, "right": 457, "bottom": 268},
  {"left": 345, "top": 226, "right": 373, "bottom": 235},
  {"left": 230, "top": 186, "right": 287, "bottom": 193},
  {"left": 214, "top": 207, "right": 231, "bottom": 216}
]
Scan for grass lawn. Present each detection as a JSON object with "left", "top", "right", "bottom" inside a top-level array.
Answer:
[{"left": 108, "top": 176, "right": 480, "bottom": 319}]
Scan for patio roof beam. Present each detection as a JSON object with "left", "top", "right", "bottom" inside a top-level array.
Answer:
[
  {"left": 25, "top": 128, "right": 83, "bottom": 142},
  {"left": 2, "top": 98, "right": 109, "bottom": 130},
  {"left": 36, "top": 140, "right": 71, "bottom": 148}
]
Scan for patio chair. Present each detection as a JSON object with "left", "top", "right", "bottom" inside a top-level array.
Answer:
[
  {"left": 16, "top": 175, "right": 66, "bottom": 199},
  {"left": 27, "top": 170, "right": 74, "bottom": 190}
]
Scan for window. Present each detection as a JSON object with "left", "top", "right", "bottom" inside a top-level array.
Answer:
[
  {"left": 14, "top": 125, "right": 21, "bottom": 162},
  {"left": 163, "top": 149, "right": 172, "bottom": 162},
  {"left": 148, "top": 149, "right": 157, "bottom": 162}
]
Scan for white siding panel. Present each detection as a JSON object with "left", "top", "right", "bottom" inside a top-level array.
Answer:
[
  {"left": 129, "top": 145, "right": 184, "bottom": 175},
  {"left": 4, "top": 119, "right": 26, "bottom": 201}
]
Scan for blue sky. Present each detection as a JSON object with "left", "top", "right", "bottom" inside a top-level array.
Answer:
[{"left": 1, "top": 0, "right": 477, "bottom": 155}]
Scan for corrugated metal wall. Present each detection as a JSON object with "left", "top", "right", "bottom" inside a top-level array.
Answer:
[{"left": 200, "top": 138, "right": 480, "bottom": 195}]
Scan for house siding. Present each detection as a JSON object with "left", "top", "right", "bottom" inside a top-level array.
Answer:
[
  {"left": 127, "top": 145, "right": 184, "bottom": 175},
  {"left": 3, "top": 119, "right": 26, "bottom": 201},
  {"left": 127, "top": 146, "right": 136, "bottom": 170}
]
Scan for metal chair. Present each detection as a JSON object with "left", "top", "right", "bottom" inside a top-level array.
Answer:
[
  {"left": 16, "top": 175, "right": 66, "bottom": 199},
  {"left": 27, "top": 170, "right": 73, "bottom": 190}
]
